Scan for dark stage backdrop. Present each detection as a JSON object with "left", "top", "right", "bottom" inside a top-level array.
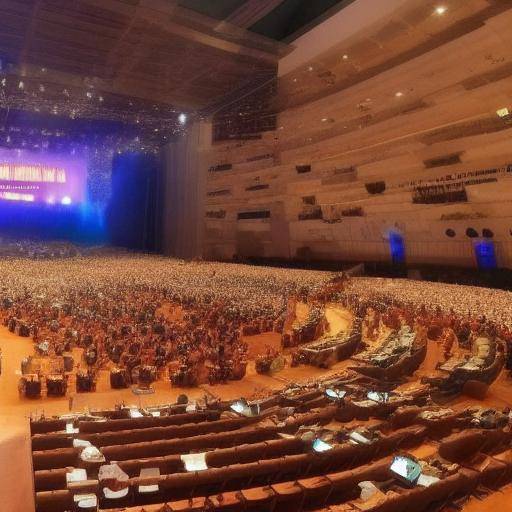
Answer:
[{"left": 106, "top": 152, "right": 163, "bottom": 252}]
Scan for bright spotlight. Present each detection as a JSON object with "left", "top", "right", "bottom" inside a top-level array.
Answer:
[
  {"left": 61, "top": 196, "right": 72, "bottom": 205},
  {"left": 178, "top": 113, "right": 187, "bottom": 124},
  {"left": 435, "top": 6, "right": 447, "bottom": 15}
]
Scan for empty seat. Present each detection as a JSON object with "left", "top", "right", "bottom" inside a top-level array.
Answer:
[
  {"left": 298, "top": 475, "right": 332, "bottom": 509},
  {"left": 207, "top": 491, "right": 243, "bottom": 511},
  {"left": 32, "top": 433, "right": 74, "bottom": 451},
  {"left": 31, "top": 419, "right": 68, "bottom": 436},
  {"left": 35, "top": 490, "right": 74, "bottom": 512},
  {"left": 271, "top": 480, "right": 304, "bottom": 512},
  {"left": 34, "top": 468, "right": 68, "bottom": 492},
  {"left": 240, "top": 485, "right": 275, "bottom": 511},
  {"left": 33, "top": 448, "right": 80, "bottom": 471}
]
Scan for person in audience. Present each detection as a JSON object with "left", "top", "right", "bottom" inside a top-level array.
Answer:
[{"left": 2, "top": 239, "right": 512, "bottom": 391}]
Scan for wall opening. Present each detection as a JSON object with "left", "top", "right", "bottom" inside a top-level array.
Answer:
[
  {"left": 474, "top": 240, "right": 497, "bottom": 270},
  {"left": 389, "top": 232, "right": 406, "bottom": 265}
]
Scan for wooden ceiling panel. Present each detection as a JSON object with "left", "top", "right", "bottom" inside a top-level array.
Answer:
[{"left": 0, "top": 0, "right": 283, "bottom": 115}]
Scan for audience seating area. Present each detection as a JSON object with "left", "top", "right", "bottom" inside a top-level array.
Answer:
[{"left": 29, "top": 388, "right": 512, "bottom": 512}]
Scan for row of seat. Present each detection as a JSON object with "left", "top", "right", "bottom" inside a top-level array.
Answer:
[
  {"left": 77, "top": 410, "right": 221, "bottom": 433},
  {"left": 121, "top": 425, "right": 425, "bottom": 500},
  {"left": 57, "top": 432, "right": 512, "bottom": 512},
  {"left": 28, "top": 387, "right": 327, "bottom": 438},
  {"left": 35, "top": 456, "right": 393, "bottom": 512},
  {"left": 32, "top": 408, "right": 337, "bottom": 471},
  {"left": 34, "top": 437, "right": 306, "bottom": 491},
  {"left": 30, "top": 404, "right": 193, "bottom": 435},
  {"left": 32, "top": 415, "right": 260, "bottom": 453},
  {"left": 34, "top": 423, "right": 426, "bottom": 512}
]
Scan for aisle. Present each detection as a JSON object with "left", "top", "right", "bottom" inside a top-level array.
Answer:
[{"left": 0, "top": 327, "right": 33, "bottom": 413}]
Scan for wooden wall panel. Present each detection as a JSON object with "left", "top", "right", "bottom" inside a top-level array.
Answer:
[{"left": 200, "top": 0, "right": 512, "bottom": 268}]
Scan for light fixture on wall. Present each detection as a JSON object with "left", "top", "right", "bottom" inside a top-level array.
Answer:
[
  {"left": 435, "top": 6, "right": 447, "bottom": 15},
  {"left": 395, "top": 91, "right": 404, "bottom": 98},
  {"left": 178, "top": 113, "right": 187, "bottom": 124},
  {"left": 342, "top": 54, "right": 349, "bottom": 60}
]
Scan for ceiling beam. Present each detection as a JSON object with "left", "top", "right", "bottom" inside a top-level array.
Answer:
[
  {"left": 138, "top": 7, "right": 279, "bottom": 65},
  {"left": 18, "top": 0, "right": 42, "bottom": 68},
  {"left": 226, "top": 0, "right": 287, "bottom": 29},
  {"left": 5, "top": 65, "right": 202, "bottom": 109}
]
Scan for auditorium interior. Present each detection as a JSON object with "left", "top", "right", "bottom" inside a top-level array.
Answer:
[{"left": 2, "top": 1, "right": 512, "bottom": 511}]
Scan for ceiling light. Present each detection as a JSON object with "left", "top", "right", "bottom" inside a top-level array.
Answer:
[
  {"left": 321, "top": 118, "right": 328, "bottom": 122},
  {"left": 435, "top": 6, "right": 447, "bottom": 15},
  {"left": 342, "top": 54, "right": 349, "bottom": 60},
  {"left": 497, "top": 107, "right": 510, "bottom": 118},
  {"left": 395, "top": 91, "right": 404, "bottom": 97},
  {"left": 308, "top": 66, "right": 314, "bottom": 71},
  {"left": 178, "top": 113, "right": 187, "bottom": 124}
]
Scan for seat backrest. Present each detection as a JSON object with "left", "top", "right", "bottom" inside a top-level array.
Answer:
[
  {"left": 34, "top": 468, "right": 68, "bottom": 492},
  {"left": 32, "top": 433, "right": 74, "bottom": 451},
  {"left": 32, "top": 448, "right": 79, "bottom": 471},
  {"left": 31, "top": 419, "right": 67, "bottom": 435},
  {"left": 35, "top": 490, "right": 73, "bottom": 512}
]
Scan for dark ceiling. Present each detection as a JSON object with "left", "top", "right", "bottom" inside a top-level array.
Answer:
[
  {"left": 0, "top": 0, "right": 353, "bottom": 150},
  {"left": 178, "top": 0, "right": 356, "bottom": 42}
]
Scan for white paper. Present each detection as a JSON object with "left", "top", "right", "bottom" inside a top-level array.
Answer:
[
  {"left": 417, "top": 474, "right": 440, "bottom": 487},
  {"left": 73, "top": 439, "right": 91, "bottom": 448},
  {"left": 66, "top": 468, "right": 87, "bottom": 484},
  {"left": 181, "top": 452, "right": 208, "bottom": 471}
]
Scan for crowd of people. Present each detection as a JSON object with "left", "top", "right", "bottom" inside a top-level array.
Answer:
[
  {"left": 344, "top": 277, "right": 512, "bottom": 367},
  {"left": 0, "top": 249, "right": 330, "bottom": 389},
  {"left": 2, "top": 240, "right": 512, "bottom": 394}
]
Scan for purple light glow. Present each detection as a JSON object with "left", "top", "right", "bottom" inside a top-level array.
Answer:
[{"left": 0, "top": 148, "right": 87, "bottom": 205}]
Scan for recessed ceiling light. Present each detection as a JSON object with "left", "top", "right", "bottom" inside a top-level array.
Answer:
[
  {"left": 293, "top": 78, "right": 298, "bottom": 82},
  {"left": 497, "top": 107, "right": 510, "bottom": 118},
  {"left": 308, "top": 66, "right": 314, "bottom": 71},
  {"left": 395, "top": 91, "right": 404, "bottom": 97},
  {"left": 435, "top": 6, "right": 447, "bottom": 15},
  {"left": 342, "top": 54, "right": 349, "bottom": 60},
  {"left": 321, "top": 118, "right": 328, "bottom": 122},
  {"left": 178, "top": 113, "right": 187, "bottom": 124}
]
